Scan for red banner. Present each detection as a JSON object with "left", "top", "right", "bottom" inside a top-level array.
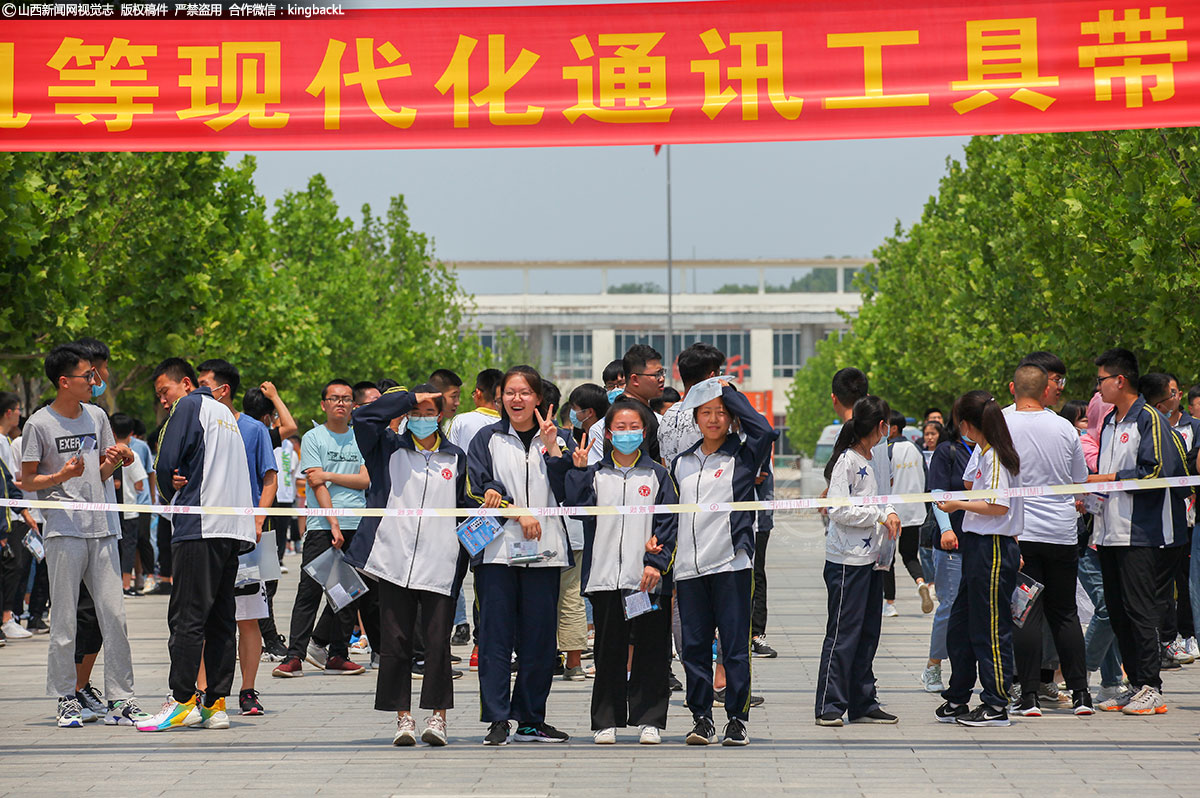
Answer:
[{"left": 2, "top": 1, "right": 1197, "bottom": 150}]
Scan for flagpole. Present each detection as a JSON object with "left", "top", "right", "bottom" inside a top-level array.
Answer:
[{"left": 666, "top": 145, "right": 674, "bottom": 374}]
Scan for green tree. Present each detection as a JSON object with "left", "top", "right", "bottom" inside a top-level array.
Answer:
[{"left": 786, "top": 128, "right": 1200, "bottom": 455}]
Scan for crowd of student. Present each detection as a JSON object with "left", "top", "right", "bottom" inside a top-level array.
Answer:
[{"left": 1, "top": 338, "right": 1197, "bottom": 744}]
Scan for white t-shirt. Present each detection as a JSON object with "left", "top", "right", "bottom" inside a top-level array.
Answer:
[
  {"left": 962, "top": 445, "right": 1018, "bottom": 537},
  {"left": 1002, "top": 406, "right": 1087, "bottom": 544},
  {"left": 889, "top": 437, "right": 927, "bottom": 526},
  {"left": 447, "top": 408, "right": 501, "bottom": 453},
  {"left": 119, "top": 453, "right": 147, "bottom": 520}
]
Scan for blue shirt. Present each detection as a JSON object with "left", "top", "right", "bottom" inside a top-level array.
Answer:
[
  {"left": 300, "top": 424, "right": 366, "bottom": 531},
  {"left": 236, "top": 413, "right": 277, "bottom": 506},
  {"left": 129, "top": 436, "right": 153, "bottom": 505}
]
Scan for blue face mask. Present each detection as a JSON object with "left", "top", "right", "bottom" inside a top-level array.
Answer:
[
  {"left": 606, "top": 387, "right": 624, "bottom": 403},
  {"left": 91, "top": 377, "right": 107, "bottom": 398},
  {"left": 407, "top": 416, "right": 440, "bottom": 439},
  {"left": 611, "top": 430, "right": 643, "bottom": 455},
  {"left": 569, "top": 409, "right": 583, "bottom": 429},
  {"left": 961, "top": 435, "right": 975, "bottom": 446}
]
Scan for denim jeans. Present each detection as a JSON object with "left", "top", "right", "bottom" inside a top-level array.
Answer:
[
  {"left": 919, "top": 546, "right": 936, "bottom": 585},
  {"left": 1078, "top": 546, "right": 1122, "bottom": 687},
  {"left": 453, "top": 586, "right": 467, "bottom": 626},
  {"left": 928, "top": 547, "right": 962, "bottom": 661}
]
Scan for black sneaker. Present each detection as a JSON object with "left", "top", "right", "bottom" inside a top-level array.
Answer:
[
  {"left": 1072, "top": 690, "right": 1095, "bottom": 716},
  {"left": 751, "top": 636, "right": 778, "bottom": 658},
  {"left": 668, "top": 670, "right": 683, "bottom": 692},
  {"left": 512, "top": 721, "right": 569, "bottom": 743},
  {"left": 552, "top": 652, "right": 565, "bottom": 676},
  {"left": 450, "top": 623, "right": 470, "bottom": 646},
  {"left": 934, "top": 701, "right": 969, "bottom": 723},
  {"left": 450, "top": 653, "right": 463, "bottom": 664},
  {"left": 1160, "top": 648, "right": 1182, "bottom": 670},
  {"left": 239, "top": 689, "right": 264, "bottom": 716},
  {"left": 850, "top": 708, "right": 898, "bottom": 724},
  {"left": 261, "top": 635, "right": 288, "bottom": 662},
  {"left": 956, "top": 704, "right": 1010, "bottom": 727},
  {"left": 713, "top": 688, "right": 725, "bottom": 707},
  {"left": 686, "top": 716, "right": 717, "bottom": 745},
  {"left": 484, "top": 720, "right": 510, "bottom": 746},
  {"left": 28, "top": 617, "right": 49, "bottom": 634},
  {"left": 722, "top": 717, "right": 749, "bottom": 746},
  {"left": 451, "top": 669, "right": 464, "bottom": 680},
  {"left": 815, "top": 711, "right": 844, "bottom": 727},
  {"left": 122, "top": 587, "right": 142, "bottom": 597},
  {"left": 1015, "top": 692, "right": 1041, "bottom": 717},
  {"left": 412, "top": 661, "right": 425, "bottom": 679}
]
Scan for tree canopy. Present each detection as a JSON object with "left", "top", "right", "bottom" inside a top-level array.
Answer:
[
  {"left": 0, "top": 152, "right": 504, "bottom": 423},
  {"left": 787, "top": 128, "right": 1200, "bottom": 454}
]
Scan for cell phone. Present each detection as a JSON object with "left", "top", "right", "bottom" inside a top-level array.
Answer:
[{"left": 75, "top": 435, "right": 97, "bottom": 458}]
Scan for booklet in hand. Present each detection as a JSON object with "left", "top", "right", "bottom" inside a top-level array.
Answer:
[
  {"left": 622, "top": 589, "right": 659, "bottom": 620},
  {"left": 302, "top": 546, "right": 370, "bottom": 612},
  {"left": 457, "top": 514, "right": 504, "bottom": 557},
  {"left": 1011, "top": 572, "right": 1044, "bottom": 628}
]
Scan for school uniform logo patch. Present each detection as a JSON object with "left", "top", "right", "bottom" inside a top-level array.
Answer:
[
  {"left": 441, "top": 468, "right": 453, "bottom": 480},
  {"left": 638, "top": 485, "right": 651, "bottom": 497},
  {"left": 713, "top": 468, "right": 724, "bottom": 478},
  {"left": 1120, "top": 432, "right": 1130, "bottom": 443},
  {"left": 976, "top": 470, "right": 982, "bottom": 480}
]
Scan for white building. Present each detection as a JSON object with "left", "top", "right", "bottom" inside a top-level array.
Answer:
[{"left": 455, "top": 258, "right": 865, "bottom": 455}]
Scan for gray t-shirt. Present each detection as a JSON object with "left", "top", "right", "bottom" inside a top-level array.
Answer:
[{"left": 21, "top": 403, "right": 116, "bottom": 539}]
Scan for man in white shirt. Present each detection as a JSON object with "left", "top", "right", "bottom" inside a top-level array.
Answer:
[{"left": 1002, "top": 363, "right": 1091, "bottom": 716}]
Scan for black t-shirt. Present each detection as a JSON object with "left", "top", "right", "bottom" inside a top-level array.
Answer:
[{"left": 515, "top": 426, "right": 538, "bottom": 450}]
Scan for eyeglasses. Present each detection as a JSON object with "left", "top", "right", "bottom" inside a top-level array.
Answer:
[
  {"left": 63, "top": 372, "right": 97, "bottom": 384},
  {"left": 1052, "top": 377, "right": 1066, "bottom": 389},
  {"left": 323, "top": 396, "right": 353, "bottom": 405},
  {"left": 1094, "top": 374, "right": 1120, "bottom": 389},
  {"left": 633, "top": 370, "right": 666, "bottom": 380},
  {"left": 503, "top": 390, "right": 536, "bottom": 400}
]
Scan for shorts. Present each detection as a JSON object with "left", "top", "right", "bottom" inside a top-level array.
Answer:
[{"left": 234, "top": 581, "right": 269, "bottom": 622}]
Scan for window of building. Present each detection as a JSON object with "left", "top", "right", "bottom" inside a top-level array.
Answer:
[
  {"left": 614, "top": 329, "right": 752, "bottom": 380},
  {"left": 773, "top": 330, "right": 804, "bottom": 378},
  {"left": 552, "top": 330, "right": 593, "bottom": 380}
]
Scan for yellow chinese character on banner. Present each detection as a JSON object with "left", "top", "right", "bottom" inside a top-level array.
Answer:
[
  {"left": 562, "top": 33, "right": 672, "bottom": 123},
  {"left": 46, "top": 37, "right": 157, "bottom": 132},
  {"left": 434, "top": 34, "right": 543, "bottom": 127},
  {"left": 0, "top": 43, "right": 30, "bottom": 129},
  {"left": 306, "top": 39, "right": 417, "bottom": 129},
  {"left": 177, "top": 42, "right": 289, "bottom": 131},
  {"left": 824, "top": 31, "right": 929, "bottom": 109},
  {"left": 1079, "top": 7, "right": 1187, "bottom": 108},
  {"left": 950, "top": 19, "right": 1058, "bottom": 114},
  {"left": 690, "top": 29, "right": 803, "bottom": 121}
]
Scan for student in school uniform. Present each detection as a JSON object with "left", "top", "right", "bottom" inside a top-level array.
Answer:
[
  {"left": 671, "top": 383, "right": 776, "bottom": 747},
  {"left": 933, "top": 390, "right": 1022, "bottom": 728},
  {"left": 815, "top": 396, "right": 902, "bottom": 727},
  {"left": 467, "top": 365, "right": 575, "bottom": 746},
  {"left": 445, "top": 368, "right": 505, "bottom": 650},
  {"left": 551, "top": 401, "right": 677, "bottom": 745},
  {"left": 346, "top": 384, "right": 467, "bottom": 747}
]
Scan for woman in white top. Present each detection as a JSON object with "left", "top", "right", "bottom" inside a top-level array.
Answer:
[
  {"left": 815, "top": 396, "right": 901, "bottom": 727},
  {"left": 933, "top": 390, "right": 1021, "bottom": 728}
]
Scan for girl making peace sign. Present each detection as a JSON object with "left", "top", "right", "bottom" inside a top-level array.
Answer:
[{"left": 466, "top": 366, "right": 575, "bottom": 746}]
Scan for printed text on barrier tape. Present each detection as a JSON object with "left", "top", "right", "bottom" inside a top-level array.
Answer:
[{"left": 3, "top": 476, "right": 1198, "bottom": 518}]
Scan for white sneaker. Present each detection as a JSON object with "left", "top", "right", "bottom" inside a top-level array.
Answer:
[
  {"left": 593, "top": 727, "right": 616, "bottom": 744},
  {"left": 1166, "top": 639, "right": 1194, "bottom": 664},
  {"left": 350, "top": 637, "right": 371, "bottom": 657},
  {"left": 638, "top": 725, "right": 661, "bottom": 745},
  {"left": 306, "top": 641, "right": 328, "bottom": 670},
  {"left": 917, "top": 582, "right": 934, "bottom": 614},
  {"left": 1095, "top": 684, "right": 1125, "bottom": 704},
  {"left": 1121, "top": 685, "right": 1167, "bottom": 716},
  {"left": 920, "top": 663, "right": 944, "bottom": 693},
  {"left": 1187, "top": 637, "right": 1199, "bottom": 659},
  {"left": 928, "top": 583, "right": 938, "bottom": 603},
  {"left": 393, "top": 715, "right": 417, "bottom": 746},
  {"left": 421, "top": 715, "right": 448, "bottom": 746},
  {"left": 883, "top": 602, "right": 899, "bottom": 618},
  {"left": 1096, "top": 686, "right": 1133, "bottom": 712},
  {"left": 57, "top": 696, "right": 84, "bottom": 728},
  {"left": 280, "top": 565, "right": 290, "bottom": 574},
  {"left": 1, "top": 619, "right": 33, "bottom": 639}
]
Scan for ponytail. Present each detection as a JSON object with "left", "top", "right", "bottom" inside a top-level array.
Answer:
[
  {"left": 951, "top": 390, "right": 1020, "bottom": 475},
  {"left": 824, "top": 395, "right": 891, "bottom": 482}
]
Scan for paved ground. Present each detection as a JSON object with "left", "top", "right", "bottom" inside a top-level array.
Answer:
[{"left": 2, "top": 513, "right": 1199, "bottom": 797}]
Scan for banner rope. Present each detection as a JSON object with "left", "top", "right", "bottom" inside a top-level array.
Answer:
[{"left": 4, "top": 475, "right": 1196, "bottom": 518}]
